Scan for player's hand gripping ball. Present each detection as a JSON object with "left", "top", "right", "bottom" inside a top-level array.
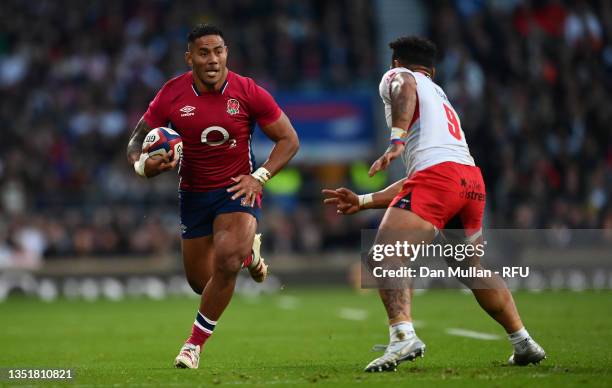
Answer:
[
  {"left": 142, "top": 127, "right": 183, "bottom": 162},
  {"left": 133, "top": 127, "right": 182, "bottom": 178}
]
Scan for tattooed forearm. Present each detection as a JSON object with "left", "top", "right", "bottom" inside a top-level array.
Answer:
[
  {"left": 390, "top": 73, "right": 417, "bottom": 131},
  {"left": 126, "top": 118, "right": 152, "bottom": 163}
]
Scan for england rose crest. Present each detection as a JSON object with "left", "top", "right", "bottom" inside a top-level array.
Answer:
[{"left": 227, "top": 99, "right": 240, "bottom": 115}]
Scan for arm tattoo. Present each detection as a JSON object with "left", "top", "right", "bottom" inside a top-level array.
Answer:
[
  {"left": 391, "top": 90, "right": 409, "bottom": 124},
  {"left": 390, "top": 74, "right": 417, "bottom": 130},
  {"left": 126, "top": 118, "right": 151, "bottom": 163}
]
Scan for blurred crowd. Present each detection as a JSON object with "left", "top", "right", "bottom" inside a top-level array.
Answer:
[
  {"left": 0, "top": 0, "right": 377, "bottom": 266},
  {"left": 0, "top": 0, "right": 610, "bottom": 267},
  {"left": 428, "top": 0, "right": 611, "bottom": 231}
]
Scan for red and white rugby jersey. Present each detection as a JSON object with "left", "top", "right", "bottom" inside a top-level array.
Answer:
[
  {"left": 143, "top": 70, "right": 281, "bottom": 191},
  {"left": 379, "top": 67, "right": 475, "bottom": 177}
]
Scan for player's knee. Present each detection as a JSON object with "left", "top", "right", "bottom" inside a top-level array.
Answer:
[
  {"left": 213, "top": 233, "right": 251, "bottom": 277},
  {"left": 213, "top": 261, "right": 242, "bottom": 279},
  {"left": 213, "top": 253, "right": 244, "bottom": 278}
]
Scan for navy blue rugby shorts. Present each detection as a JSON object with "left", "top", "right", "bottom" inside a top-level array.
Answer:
[{"left": 179, "top": 187, "right": 261, "bottom": 239}]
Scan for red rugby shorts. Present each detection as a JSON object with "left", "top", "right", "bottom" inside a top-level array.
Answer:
[{"left": 390, "top": 161, "right": 486, "bottom": 237}]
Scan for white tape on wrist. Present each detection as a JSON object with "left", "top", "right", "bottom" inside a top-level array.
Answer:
[
  {"left": 358, "top": 193, "right": 373, "bottom": 208},
  {"left": 251, "top": 167, "right": 271, "bottom": 185},
  {"left": 390, "top": 126, "right": 407, "bottom": 144},
  {"left": 133, "top": 153, "right": 149, "bottom": 178}
]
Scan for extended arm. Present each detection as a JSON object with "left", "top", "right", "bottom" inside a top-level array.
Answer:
[
  {"left": 362, "top": 178, "right": 406, "bottom": 209},
  {"left": 322, "top": 178, "right": 406, "bottom": 215},
  {"left": 368, "top": 72, "right": 418, "bottom": 176}
]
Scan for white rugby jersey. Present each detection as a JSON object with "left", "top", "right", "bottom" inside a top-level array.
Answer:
[{"left": 379, "top": 67, "right": 475, "bottom": 177}]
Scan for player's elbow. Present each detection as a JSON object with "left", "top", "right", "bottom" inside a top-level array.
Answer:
[
  {"left": 127, "top": 151, "right": 138, "bottom": 165},
  {"left": 290, "top": 134, "right": 300, "bottom": 157},
  {"left": 284, "top": 131, "right": 300, "bottom": 158}
]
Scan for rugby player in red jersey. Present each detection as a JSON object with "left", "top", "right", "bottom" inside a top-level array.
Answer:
[
  {"left": 323, "top": 37, "right": 545, "bottom": 372},
  {"left": 126, "top": 24, "right": 299, "bottom": 369}
]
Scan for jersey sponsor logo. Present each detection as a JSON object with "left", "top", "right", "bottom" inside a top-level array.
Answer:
[
  {"left": 201, "top": 126, "right": 232, "bottom": 146},
  {"left": 226, "top": 99, "right": 240, "bottom": 115},
  {"left": 180, "top": 105, "right": 196, "bottom": 117}
]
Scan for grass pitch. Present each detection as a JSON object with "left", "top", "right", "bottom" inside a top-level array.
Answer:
[{"left": 1, "top": 288, "right": 611, "bottom": 387}]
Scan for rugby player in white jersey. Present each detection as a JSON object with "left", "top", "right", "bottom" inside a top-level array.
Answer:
[{"left": 323, "top": 36, "right": 546, "bottom": 372}]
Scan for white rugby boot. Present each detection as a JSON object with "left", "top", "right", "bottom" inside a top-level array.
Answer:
[
  {"left": 508, "top": 338, "right": 546, "bottom": 366},
  {"left": 174, "top": 343, "right": 200, "bottom": 369},
  {"left": 246, "top": 233, "right": 268, "bottom": 283},
  {"left": 365, "top": 335, "right": 426, "bottom": 372}
]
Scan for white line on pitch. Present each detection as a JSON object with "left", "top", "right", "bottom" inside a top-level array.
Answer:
[
  {"left": 445, "top": 328, "right": 502, "bottom": 340},
  {"left": 338, "top": 307, "right": 368, "bottom": 321}
]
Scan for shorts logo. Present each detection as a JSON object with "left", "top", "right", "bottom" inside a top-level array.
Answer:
[
  {"left": 396, "top": 193, "right": 412, "bottom": 210},
  {"left": 180, "top": 223, "right": 187, "bottom": 234},
  {"left": 460, "top": 190, "right": 486, "bottom": 201},
  {"left": 180, "top": 105, "right": 196, "bottom": 117},
  {"left": 226, "top": 99, "right": 240, "bottom": 115},
  {"left": 460, "top": 178, "right": 485, "bottom": 201}
]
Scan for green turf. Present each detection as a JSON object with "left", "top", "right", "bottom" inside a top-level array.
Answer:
[{"left": 0, "top": 288, "right": 611, "bottom": 387}]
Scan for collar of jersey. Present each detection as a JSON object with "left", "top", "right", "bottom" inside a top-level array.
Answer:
[{"left": 191, "top": 73, "right": 230, "bottom": 96}]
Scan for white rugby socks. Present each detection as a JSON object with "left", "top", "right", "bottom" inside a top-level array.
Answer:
[
  {"left": 389, "top": 321, "right": 415, "bottom": 342},
  {"left": 508, "top": 327, "right": 530, "bottom": 348}
]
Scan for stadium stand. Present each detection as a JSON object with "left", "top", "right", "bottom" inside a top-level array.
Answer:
[{"left": 0, "top": 0, "right": 609, "bottom": 267}]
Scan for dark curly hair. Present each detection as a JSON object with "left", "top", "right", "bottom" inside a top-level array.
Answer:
[
  {"left": 188, "top": 24, "right": 224, "bottom": 44},
  {"left": 389, "top": 36, "right": 437, "bottom": 70}
]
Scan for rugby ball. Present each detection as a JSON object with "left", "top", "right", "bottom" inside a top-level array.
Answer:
[{"left": 142, "top": 127, "right": 182, "bottom": 162}]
